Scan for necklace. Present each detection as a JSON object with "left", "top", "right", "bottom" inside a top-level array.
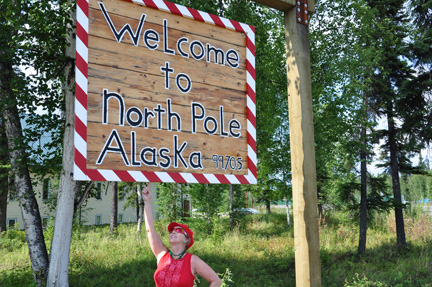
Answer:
[{"left": 169, "top": 249, "right": 187, "bottom": 260}]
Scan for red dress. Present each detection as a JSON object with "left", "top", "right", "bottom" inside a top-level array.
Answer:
[{"left": 154, "top": 252, "right": 196, "bottom": 287}]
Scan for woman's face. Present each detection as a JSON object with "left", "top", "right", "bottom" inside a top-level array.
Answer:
[{"left": 169, "top": 227, "right": 189, "bottom": 245}]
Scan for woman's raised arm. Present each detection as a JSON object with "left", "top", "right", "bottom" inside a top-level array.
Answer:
[{"left": 142, "top": 185, "right": 168, "bottom": 263}]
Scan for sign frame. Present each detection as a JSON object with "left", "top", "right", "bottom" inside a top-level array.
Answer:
[{"left": 73, "top": 0, "right": 256, "bottom": 184}]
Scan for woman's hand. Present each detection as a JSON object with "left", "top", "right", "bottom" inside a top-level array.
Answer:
[{"left": 142, "top": 185, "right": 151, "bottom": 202}]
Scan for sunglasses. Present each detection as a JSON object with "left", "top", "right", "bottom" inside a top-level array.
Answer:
[{"left": 172, "top": 227, "right": 189, "bottom": 238}]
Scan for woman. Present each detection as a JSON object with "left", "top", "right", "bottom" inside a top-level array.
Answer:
[{"left": 142, "top": 186, "right": 222, "bottom": 287}]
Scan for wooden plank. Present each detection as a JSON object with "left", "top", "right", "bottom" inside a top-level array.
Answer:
[
  {"left": 90, "top": 0, "right": 247, "bottom": 46},
  {"left": 86, "top": 91, "right": 247, "bottom": 134},
  {"left": 87, "top": 35, "right": 246, "bottom": 92},
  {"left": 284, "top": 6, "right": 321, "bottom": 287},
  {"left": 87, "top": 65, "right": 246, "bottom": 113},
  {"left": 88, "top": 6, "right": 247, "bottom": 58},
  {"left": 86, "top": 123, "right": 248, "bottom": 174}
]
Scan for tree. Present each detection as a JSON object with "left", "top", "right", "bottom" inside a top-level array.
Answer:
[
  {"left": 226, "top": 1, "right": 291, "bottom": 215},
  {"left": 409, "top": 0, "right": 432, "bottom": 101},
  {"left": 187, "top": 184, "right": 226, "bottom": 232},
  {"left": 157, "top": 183, "right": 191, "bottom": 222},
  {"left": 136, "top": 183, "right": 145, "bottom": 233},
  {"left": 110, "top": 182, "right": 118, "bottom": 235},
  {"left": 168, "top": 0, "right": 292, "bottom": 218},
  {"left": 366, "top": 0, "right": 415, "bottom": 248},
  {"left": 0, "top": 0, "right": 68, "bottom": 283},
  {"left": 46, "top": 0, "right": 86, "bottom": 283},
  {"left": 1, "top": 84, "right": 49, "bottom": 286},
  {"left": 0, "top": 120, "right": 8, "bottom": 233},
  {"left": 228, "top": 184, "right": 249, "bottom": 227},
  {"left": 402, "top": 0, "right": 432, "bottom": 154},
  {"left": 310, "top": 0, "right": 394, "bottom": 254}
]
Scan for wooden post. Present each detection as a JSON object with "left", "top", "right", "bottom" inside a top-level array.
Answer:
[
  {"left": 284, "top": 5, "right": 321, "bottom": 286},
  {"left": 251, "top": 1, "right": 321, "bottom": 286}
]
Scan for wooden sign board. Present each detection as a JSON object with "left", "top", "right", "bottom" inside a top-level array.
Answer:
[{"left": 73, "top": 0, "right": 256, "bottom": 184}]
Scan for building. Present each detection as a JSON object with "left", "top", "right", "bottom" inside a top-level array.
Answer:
[
  {"left": 6, "top": 180, "right": 159, "bottom": 230},
  {"left": 5, "top": 116, "right": 191, "bottom": 230}
]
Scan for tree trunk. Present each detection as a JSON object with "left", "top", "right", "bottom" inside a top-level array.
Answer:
[
  {"left": 178, "top": 184, "right": 183, "bottom": 217},
  {"left": 1, "top": 54, "right": 49, "bottom": 287},
  {"left": 46, "top": 2, "right": 82, "bottom": 285},
  {"left": 110, "top": 182, "right": 118, "bottom": 235},
  {"left": 173, "top": 184, "right": 179, "bottom": 220},
  {"left": 358, "top": 123, "right": 368, "bottom": 255},
  {"left": 317, "top": 186, "right": 323, "bottom": 219},
  {"left": 74, "top": 181, "right": 94, "bottom": 215},
  {"left": 0, "top": 176, "right": 7, "bottom": 233},
  {"left": 285, "top": 197, "right": 291, "bottom": 226},
  {"left": 266, "top": 198, "right": 271, "bottom": 214},
  {"left": 0, "top": 120, "right": 8, "bottom": 233},
  {"left": 136, "top": 185, "right": 144, "bottom": 233},
  {"left": 387, "top": 107, "right": 406, "bottom": 247},
  {"left": 229, "top": 184, "right": 234, "bottom": 229},
  {"left": 136, "top": 194, "right": 139, "bottom": 221}
]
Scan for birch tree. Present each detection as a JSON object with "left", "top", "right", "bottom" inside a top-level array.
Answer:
[
  {"left": 0, "top": 64, "right": 49, "bottom": 285},
  {"left": 0, "top": 0, "right": 85, "bottom": 285},
  {"left": 0, "top": 0, "right": 68, "bottom": 284},
  {"left": 136, "top": 184, "right": 144, "bottom": 233},
  {"left": 110, "top": 182, "right": 118, "bottom": 235}
]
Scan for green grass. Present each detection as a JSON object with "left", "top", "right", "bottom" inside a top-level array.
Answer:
[{"left": 1, "top": 208, "right": 432, "bottom": 286}]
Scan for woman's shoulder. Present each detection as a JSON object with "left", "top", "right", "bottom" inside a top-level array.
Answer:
[
  {"left": 157, "top": 250, "right": 169, "bottom": 265},
  {"left": 190, "top": 254, "right": 204, "bottom": 265}
]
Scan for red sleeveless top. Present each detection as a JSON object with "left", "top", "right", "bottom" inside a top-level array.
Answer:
[{"left": 154, "top": 252, "right": 196, "bottom": 287}]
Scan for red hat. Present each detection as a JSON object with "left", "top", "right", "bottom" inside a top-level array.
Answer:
[{"left": 168, "top": 222, "right": 194, "bottom": 249}]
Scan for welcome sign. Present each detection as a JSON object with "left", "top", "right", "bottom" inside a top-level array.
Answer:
[{"left": 74, "top": 0, "right": 256, "bottom": 184}]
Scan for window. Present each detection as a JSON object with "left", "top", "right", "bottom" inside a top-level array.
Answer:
[
  {"left": 96, "top": 182, "right": 102, "bottom": 200},
  {"left": 42, "top": 179, "right": 50, "bottom": 201},
  {"left": 118, "top": 214, "right": 123, "bottom": 223},
  {"left": 8, "top": 218, "right": 17, "bottom": 229},
  {"left": 95, "top": 214, "right": 102, "bottom": 225},
  {"left": 42, "top": 217, "right": 50, "bottom": 229}
]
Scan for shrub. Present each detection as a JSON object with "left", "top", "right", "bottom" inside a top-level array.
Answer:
[
  {"left": 0, "top": 229, "right": 27, "bottom": 252},
  {"left": 344, "top": 274, "right": 389, "bottom": 287}
]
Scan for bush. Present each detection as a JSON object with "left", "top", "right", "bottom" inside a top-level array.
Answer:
[
  {"left": 345, "top": 274, "right": 389, "bottom": 287},
  {"left": 0, "top": 229, "right": 27, "bottom": 252}
]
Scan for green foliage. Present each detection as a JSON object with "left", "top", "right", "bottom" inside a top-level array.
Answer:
[
  {"left": 0, "top": 0, "right": 73, "bottom": 171},
  {"left": 402, "top": 173, "right": 432, "bottom": 202},
  {"left": 0, "top": 228, "right": 27, "bottom": 252},
  {"left": 187, "top": 184, "right": 226, "bottom": 233},
  {"left": 219, "top": 268, "right": 234, "bottom": 287},
  {"left": 156, "top": 183, "right": 185, "bottom": 222},
  {"left": 174, "top": 0, "right": 292, "bottom": 208},
  {"left": 117, "top": 182, "right": 140, "bottom": 212},
  {"left": 344, "top": 274, "right": 389, "bottom": 287},
  {"left": 3, "top": 210, "right": 432, "bottom": 286}
]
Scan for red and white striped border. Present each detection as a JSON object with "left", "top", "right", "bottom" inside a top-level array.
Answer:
[{"left": 74, "top": 0, "right": 256, "bottom": 184}]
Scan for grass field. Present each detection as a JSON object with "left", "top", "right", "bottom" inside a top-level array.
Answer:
[{"left": 1, "top": 207, "right": 432, "bottom": 286}]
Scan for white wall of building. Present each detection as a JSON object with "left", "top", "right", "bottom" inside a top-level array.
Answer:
[{"left": 6, "top": 179, "right": 158, "bottom": 230}]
